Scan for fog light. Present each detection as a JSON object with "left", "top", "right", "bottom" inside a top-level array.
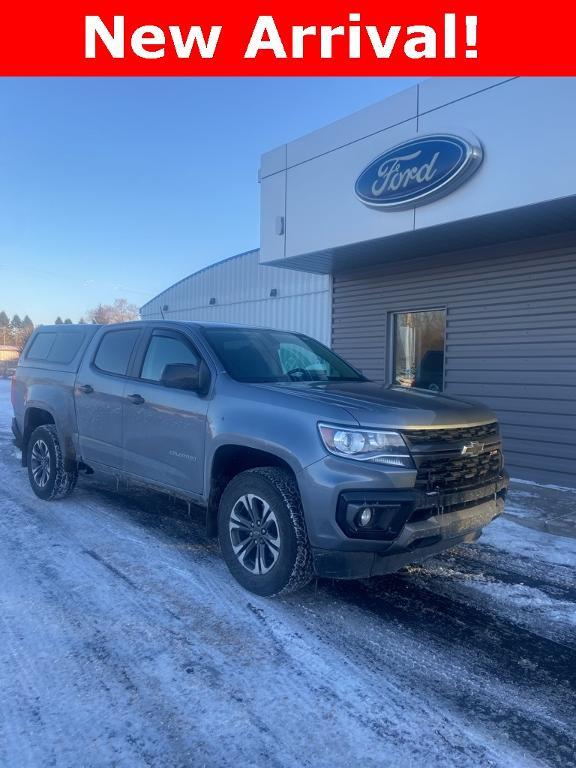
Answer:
[{"left": 358, "top": 507, "right": 374, "bottom": 527}]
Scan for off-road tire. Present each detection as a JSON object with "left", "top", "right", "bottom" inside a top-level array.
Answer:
[
  {"left": 27, "top": 425, "right": 78, "bottom": 501},
  {"left": 218, "top": 467, "right": 313, "bottom": 597}
]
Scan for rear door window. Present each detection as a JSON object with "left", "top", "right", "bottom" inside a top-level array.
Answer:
[{"left": 93, "top": 329, "right": 140, "bottom": 376}]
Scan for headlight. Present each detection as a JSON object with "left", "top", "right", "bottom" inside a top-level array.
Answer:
[{"left": 318, "top": 423, "right": 413, "bottom": 467}]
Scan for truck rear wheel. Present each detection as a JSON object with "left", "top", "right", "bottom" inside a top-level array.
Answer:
[
  {"left": 218, "top": 467, "right": 313, "bottom": 597},
  {"left": 27, "top": 425, "right": 78, "bottom": 501}
]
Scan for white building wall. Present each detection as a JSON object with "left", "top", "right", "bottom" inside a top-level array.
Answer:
[
  {"left": 260, "top": 77, "right": 576, "bottom": 267},
  {"left": 140, "top": 249, "right": 332, "bottom": 345}
]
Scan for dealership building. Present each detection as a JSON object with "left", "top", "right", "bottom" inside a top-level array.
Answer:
[
  {"left": 145, "top": 77, "right": 576, "bottom": 487},
  {"left": 140, "top": 249, "right": 331, "bottom": 343},
  {"left": 260, "top": 76, "right": 576, "bottom": 487}
]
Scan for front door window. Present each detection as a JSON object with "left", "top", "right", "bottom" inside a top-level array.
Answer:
[
  {"left": 393, "top": 309, "right": 446, "bottom": 392},
  {"left": 140, "top": 333, "right": 199, "bottom": 382}
]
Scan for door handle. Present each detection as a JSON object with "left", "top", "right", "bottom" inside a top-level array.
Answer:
[
  {"left": 78, "top": 384, "right": 94, "bottom": 394},
  {"left": 127, "top": 394, "right": 145, "bottom": 405}
]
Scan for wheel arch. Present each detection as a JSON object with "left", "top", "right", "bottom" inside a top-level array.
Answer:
[
  {"left": 22, "top": 405, "right": 56, "bottom": 466},
  {"left": 206, "top": 443, "right": 301, "bottom": 537},
  {"left": 23, "top": 403, "right": 76, "bottom": 471}
]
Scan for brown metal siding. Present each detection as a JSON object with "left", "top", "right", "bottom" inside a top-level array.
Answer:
[{"left": 332, "top": 234, "right": 576, "bottom": 486}]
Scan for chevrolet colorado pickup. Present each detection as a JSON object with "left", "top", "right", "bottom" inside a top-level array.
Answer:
[{"left": 11, "top": 321, "right": 508, "bottom": 596}]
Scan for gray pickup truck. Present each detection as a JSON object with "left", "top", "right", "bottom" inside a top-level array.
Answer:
[{"left": 11, "top": 321, "right": 508, "bottom": 596}]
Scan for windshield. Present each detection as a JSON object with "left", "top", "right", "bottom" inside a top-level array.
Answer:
[{"left": 202, "top": 327, "right": 366, "bottom": 384}]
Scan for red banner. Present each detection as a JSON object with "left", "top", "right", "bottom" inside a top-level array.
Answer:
[{"left": 1, "top": 0, "right": 575, "bottom": 75}]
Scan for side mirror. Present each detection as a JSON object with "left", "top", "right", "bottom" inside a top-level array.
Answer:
[{"left": 161, "top": 362, "right": 210, "bottom": 394}]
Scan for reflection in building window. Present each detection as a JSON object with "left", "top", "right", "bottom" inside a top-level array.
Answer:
[{"left": 393, "top": 309, "right": 446, "bottom": 392}]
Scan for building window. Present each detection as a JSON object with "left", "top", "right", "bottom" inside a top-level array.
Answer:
[{"left": 393, "top": 309, "right": 446, "bottom": 392}]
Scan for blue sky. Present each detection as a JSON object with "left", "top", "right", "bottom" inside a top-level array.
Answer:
[{"left": 0, "top": 77, "right": 420, "bottom": 325}]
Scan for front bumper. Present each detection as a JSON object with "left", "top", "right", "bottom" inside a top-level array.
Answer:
[
  {"left": 298, "top": 454, "right": 508, "bottom": 579},
  {"left": 312, "top": 493, "right": 505, "bottom": 579}
]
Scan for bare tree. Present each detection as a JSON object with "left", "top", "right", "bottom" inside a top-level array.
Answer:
[
  {"left": 15, "top": 325, "right": 34, "bottom": 353},
  {"left": 14, "top": 316, "right": 34, "bottom": 353},
  {"left": 87, "top": 298, "right": 140, "bottom": 325}
]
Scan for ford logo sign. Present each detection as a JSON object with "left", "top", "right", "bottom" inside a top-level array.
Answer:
[{"left": 355, "top": 134, "right": 483, "bottom": 211}]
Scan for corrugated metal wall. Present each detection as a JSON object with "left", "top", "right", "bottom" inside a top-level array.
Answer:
[
  {"left": 332, "top": 234, "right": 576, "bottom": 486},
  {"left": 140, "top": 249, "right": 332, "bottom": 345}
]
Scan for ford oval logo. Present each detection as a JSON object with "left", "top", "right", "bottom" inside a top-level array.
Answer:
[{"left": 355, "top": 134, "right": 483, "bottom": 211}]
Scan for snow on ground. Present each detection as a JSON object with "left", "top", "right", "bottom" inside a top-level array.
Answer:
[
  {"left": 512, "top": 477, "right": 576, "bottom": 494},
  {"left": 482, "top": 515, "right": 576, "bottom": 568},
  {"left": 0, "top": 380, "right": 575, "bottom": 768}
]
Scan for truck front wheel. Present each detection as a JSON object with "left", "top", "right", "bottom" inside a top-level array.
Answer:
[
  {"left": 27, "top": 425, "right": 78, "bottom": 501},
  {"left": 218, "top": 467, "right": 313, "bottom": 596}
]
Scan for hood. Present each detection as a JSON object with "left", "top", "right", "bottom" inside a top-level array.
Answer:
[{"left": 254, "top": 381, "right": 497, "bottom": 430}]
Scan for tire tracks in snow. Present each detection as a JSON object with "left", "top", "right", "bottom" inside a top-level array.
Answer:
[
  {"left": 1, "top": 386, "right": 575, "bottom": 767},
  {"left": 294, "top": 575, "right": 576, "bottom": 768},
  {"left": 0, "top": 481, "right": 533, "bottom": 768}
]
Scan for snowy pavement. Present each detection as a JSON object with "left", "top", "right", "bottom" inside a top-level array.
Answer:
[
  {"left": 502, "top": 480, "right": 576, "bottom": 540},
  {"left": 0, "top": 380, "right": 575, "bottom": 768}
]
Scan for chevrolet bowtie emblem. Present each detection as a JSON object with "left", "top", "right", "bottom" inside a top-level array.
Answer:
[{"left": 461, "top": 441, "right": 485, "bottom": 457}]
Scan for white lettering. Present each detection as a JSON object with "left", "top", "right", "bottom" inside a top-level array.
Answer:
[
  {"left": 85, "top": 16, "right": 124, "bottom": 58},
  {"left": 404, "top": 25, "right": 436, "bottom": 59},
  {"left": 348, "top": 13, "right": 361, "bottom": 58},
  {"left": 169, "top": 25, "right": 222, "bottom": 58},
  {"left": 320, "top": 25, "right": 345, "bottom": 58},
  {"left": 131, "top": 25, "right": 165, "bottom": 59},
  {"left": 366, "top": 25, "right": 401, "bottom": 58},
  {"left": 244, "top": 16, "right": 287, "bottom": 58},
  {"left": 85, "top": 16, "right": 221, "bottom": 59},
  {"left": 292, "top": 26, "right": 317, "bottom": 59},
  {"left": 445, "top": 14, "right": 457, "bottom": 58},
  {"left": 86, "top": 13, "right": 474, "bottom": 64}
]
